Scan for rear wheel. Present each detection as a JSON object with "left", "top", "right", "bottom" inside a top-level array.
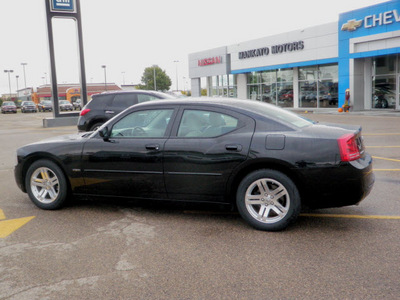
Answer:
[
  {"left": 89, "top": 122, "right": 103, "bottom": 131},
  {"left": 236, "top": 169, "right": 301, "bottom": 231},
  {"left": 25, "top": 160, "right": 68, "bottom": 210}
]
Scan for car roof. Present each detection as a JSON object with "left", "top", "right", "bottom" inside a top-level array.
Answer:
[
  {"left": 130, "top": 97, "right": 270, "bottom": 114},
  {"left": 92, "top": 90, "right": 175, "bottom": 98}
]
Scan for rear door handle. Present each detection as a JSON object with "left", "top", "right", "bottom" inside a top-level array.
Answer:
[
  {"left": 225, "top": 144, "right": 242, "bottom": 151},
  {"left": 145, "top": 144, "right": 160, "bottom": 151}
]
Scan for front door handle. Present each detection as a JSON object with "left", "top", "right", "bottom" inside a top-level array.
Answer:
[
  {"left": 145, "top": 144, "right": 160, "bottom": 151},
  {"left": 225, "top": 144, "right": 242, "bottom": 151}
]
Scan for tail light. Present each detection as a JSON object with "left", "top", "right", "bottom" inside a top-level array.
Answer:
[
  {"left": 80, "top": 108, "right": 90, "bottom": 116},
  {"left": 338, "top": 133, "right": 361, "bottom": 162}
]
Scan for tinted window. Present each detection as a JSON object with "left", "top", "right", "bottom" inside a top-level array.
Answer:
[
  {"left": 112, "top": 94, "right": 138, "bottom": 107},
  {"left": 138, "top": 94, "right": 162, "bottom": 103},
  {"left": 178, "top": 110, "right": 239, "bottom": 138},
  {"left": 110, "top": 109, "right": 173, "bottom": 138}
]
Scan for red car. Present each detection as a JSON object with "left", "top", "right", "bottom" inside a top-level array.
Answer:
[{"left": 1, "top": 101, "right": 17, "bottom": 114}]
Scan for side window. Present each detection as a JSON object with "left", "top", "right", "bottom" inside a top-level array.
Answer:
[
  {"left": 110, "top": 109, "right": 173, "bottom": 138},
  {"left": 112, "top": 94, "right": 138, "bottom": 107},
  {"left": 177, "top": 110, "right": 239, "bottom": 138},
  {"left": 138, "top": 94, "right": 160, "bottom": 103}
]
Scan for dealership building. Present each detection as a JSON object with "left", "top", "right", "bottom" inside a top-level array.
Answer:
[{"left": 189, "top": 0, "right": 400, "bottom": 111}]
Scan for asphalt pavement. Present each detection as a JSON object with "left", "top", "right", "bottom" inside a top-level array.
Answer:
[{"left": 0, "top": 110, "right": 399, "bottom": 299}]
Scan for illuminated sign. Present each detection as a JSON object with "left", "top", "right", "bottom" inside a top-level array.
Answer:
[
  {"left": 341, "top": 9, "right": 400, "bottom": 31},
  {"left": 50, "top": 0, "right": 75, "bottom": 13},
  {"left": 198, "top": 56, "right": 222, "bottom": 66}
]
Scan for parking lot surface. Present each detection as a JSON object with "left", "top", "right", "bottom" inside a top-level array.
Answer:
[{"left": 0, "top": 111, "right": 399, "bottom": 299}]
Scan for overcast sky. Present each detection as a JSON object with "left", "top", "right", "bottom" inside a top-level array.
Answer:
[{"left": 0, "top": 0, "right": 388, "bottom": 95}]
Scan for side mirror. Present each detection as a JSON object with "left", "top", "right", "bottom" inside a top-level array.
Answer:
[{"left": 98, "top": 126, "right": 110, "bottom": 141}]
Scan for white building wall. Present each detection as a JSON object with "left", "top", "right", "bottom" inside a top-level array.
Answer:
[{"left": 229, "top": 22, "right": 338, "bottom": 72}]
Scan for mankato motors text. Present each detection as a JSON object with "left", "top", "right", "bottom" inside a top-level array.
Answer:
[{"left": 239, "top": 41, "right": 304, "bottom": 59}]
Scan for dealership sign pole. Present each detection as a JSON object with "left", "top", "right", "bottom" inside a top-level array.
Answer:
[{"left": 45, "top": 0, "right": 87, "bottom": 118}]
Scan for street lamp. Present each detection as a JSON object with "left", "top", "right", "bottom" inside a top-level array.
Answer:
[
  {"left": 173, "top": 60, "right": 179, "bottom": 91},
  {"left": 101, "top": 65, "right": 107, "bottom": 91},
  {"left": 21, "top": 62, "right": 27, "bottom": 89},
  {"left": 121, "top": 71, "right": 126, "bottom": 85},
  {"left": 4, "top": 70, "right": 14, "bottom": 100},
  {"left": 153, "top": 66, "right": 157, "bottom": 91},
  {"left": 16, "top": 75, "right": 19, "bottom": 100}
]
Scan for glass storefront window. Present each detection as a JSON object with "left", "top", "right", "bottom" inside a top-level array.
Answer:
[
  {"left": 299, "top": 81, "right": 317, "bottom": 108},
  {"left": 372, "top": 55, "right": 397, "bottom": 109},
  {"left": 247, "top": 69, "right": 293, "bottom": 107},
  {"left": 372, "top": 75, "right": 396, "bottom": 109},
  {"left": 210, "top": 74, "right": 237, "bottom": 98},
  {"left": 298, "top": 64, "right": 338, "bottom": 108}
]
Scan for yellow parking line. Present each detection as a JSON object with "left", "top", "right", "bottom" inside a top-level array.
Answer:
[
  {"left": 373, "top": 169, "right": 400, "bottom": 171},
  {"left": 363, "top": 133, "right": 400, "bottom": 136},
  {"left": 368, "top": 146, "right": 400, "bottom": 148},
  {"left": 300, "top": 213, "right": 400, "bottom": 220},
  {"left": 372, "top": 156, "right": 400, "bottom": 163}
]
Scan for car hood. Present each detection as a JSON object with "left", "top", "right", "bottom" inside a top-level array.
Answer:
[{"left": 25, "top": 132, "right": 92, "bottom": 146}]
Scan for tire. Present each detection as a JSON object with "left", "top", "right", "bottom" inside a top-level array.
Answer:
[
  {"left": 236, "top": 169, "right": 301, "bottom": 231},
  {"left": 25, "top": 160, "right": 69, "bottom": 210},
  {"left": 89, "top": 122, "right": 103, "bottom": 131}
]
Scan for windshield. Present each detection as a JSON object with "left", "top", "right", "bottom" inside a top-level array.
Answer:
[
  {"left": 60, "top": 100, "right": 70, "bottom": 104},
  {"left": 24, "top": 101, "right": 35, "bottom": 105},
  {"left": 42, "top": 101, "right": 51, "bottom": 105},
  {"left": 2, "top": 102, "right": 15, "bottom": 106}
]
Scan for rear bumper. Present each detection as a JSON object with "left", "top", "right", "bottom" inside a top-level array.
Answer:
[{"left": 298, "top": 154, "right": 374, "bottom": 209}]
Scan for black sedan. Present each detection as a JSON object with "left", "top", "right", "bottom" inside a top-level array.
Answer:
[{"left": 14, "top": 98, "right": 374, "bottom": 231}]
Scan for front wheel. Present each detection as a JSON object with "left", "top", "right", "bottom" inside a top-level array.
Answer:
[
  {"left": 236, "top": 169, "right": 301, "bottom": 231},
  {"left": 25, "top": 160, "right": 69, "bottom": 210}
]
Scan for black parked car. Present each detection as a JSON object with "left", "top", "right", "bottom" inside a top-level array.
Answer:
[
  {"left": 77, "top": 90, "right": 175, "bottom": 132},
  {"left": 37, "top": 100, "right": 53, "bottom": 112},
  {"left": 14, "top": 98, "right": 374, "bottom": 231},
  {"left": 21, "top": 101, "right": 37, "bottom": 113}
]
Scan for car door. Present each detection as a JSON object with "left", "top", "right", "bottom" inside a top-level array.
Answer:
[
  {"left": 163, "top": 106, "right": 255, "bottom": 202},
  {"left": 81, "top": 107, "right": 176, "bottom": 199},
  {"left": 104, "top": 93, "right": 138, "bottom": 119}
]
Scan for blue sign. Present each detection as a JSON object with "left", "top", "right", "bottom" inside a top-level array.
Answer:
[{"left": 51, "top": 0, "right": 75, "bottom": 13}]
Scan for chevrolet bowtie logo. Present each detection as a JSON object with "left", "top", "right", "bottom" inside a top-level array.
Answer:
[{"left": 341, "top": 19, "right": 363, "bottom": 31}]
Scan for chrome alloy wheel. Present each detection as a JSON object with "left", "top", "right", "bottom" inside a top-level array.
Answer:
[
  {"left": 30, "top": 167, "right": 60, "bottom": 204},
  {"left": 245, "top": 178, "right": 290, "bottom": 224}
]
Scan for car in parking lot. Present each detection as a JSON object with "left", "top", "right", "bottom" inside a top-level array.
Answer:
[
  {"left": 1, "top": 101, "right": 17, "bottom": 113},
  {"left": 21, "top": 101, "right": 37, "bottom": 113},
  {"left": 59, "top": 100, "right": 74, "bottom": 111},
  {"left": 14, "top": 98, "right": 374, "bottom": 231},
  {"left": 77, "top": 90, "right": 175, "bottom": 131},
  {"left": 37, "top": 100, "right": 53, "bottom": 112},
  {"left": 73, "top": 99, "right": 82, "bottom": 110}
]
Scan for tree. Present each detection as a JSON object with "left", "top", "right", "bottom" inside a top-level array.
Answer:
[{"left": 137, "top": 65, "right": 172, "bottom": 91}]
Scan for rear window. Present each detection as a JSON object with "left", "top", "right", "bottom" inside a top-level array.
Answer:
[{"left": 244, "top": 101, "right": 314, "bottom": 128}]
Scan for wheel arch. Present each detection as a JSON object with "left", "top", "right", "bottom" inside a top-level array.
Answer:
[
  {"left": 226, "top": 158, "right": 305, "bottom": 204},
  {"left": 87, "top": 117, "right": 108, "bottom": 131},
  {"left": 21, "top": 153, "right": 72, "bottom": 194}
]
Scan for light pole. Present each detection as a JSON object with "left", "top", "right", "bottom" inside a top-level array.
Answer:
[
  {"left": 16, "top": 75, "right": 19, "bottom": 100},
  {"left": 173, "top": 60, "right": 179, "bottom": 91},
  {"left": 4, "top": 70, "right": 14, "bottom": 100},
  {"left": 121, "top": 71, "right": 126, "bottom": 85},
  {"left": 101, "top": 65, "right": 107, "bottom": 91},
  {"left": 21, "top": 62, "right": 27, "bottom": 88},
  {"left": 44, "top": 72, "right": 48, "bottom": 84},
  {"left": 153, "top": 66, "right": 157, "bottom": 91}
]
